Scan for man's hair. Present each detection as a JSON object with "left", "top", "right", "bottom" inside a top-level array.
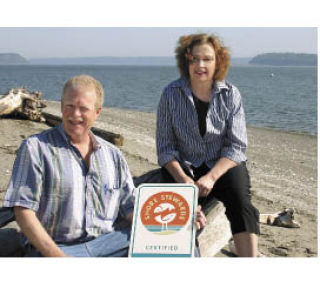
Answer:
[
  {"left": 175, "top": 33, "right": 230, "bottom": 81},
  {"left": 62, "top": 75, "right": 104, "bottom": 109}
]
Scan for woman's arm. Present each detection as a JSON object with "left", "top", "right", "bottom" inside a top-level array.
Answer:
[
  {"left": 220, "top": 85, "right": 247, "bottom": 163},
  {"left": 196, "top": 157, "right": 237, "bottom": 197},
  {"left": 197, "top": 86, "right": 246, "bottom": 197},
  {"left": 156, "top": 90, "right": 180, "bottom": 167},
  {"left": 164, "top": 159, "right": 194, "bottom": 184}
]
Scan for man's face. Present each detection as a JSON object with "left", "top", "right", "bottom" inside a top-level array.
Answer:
[{"left": 61, "top": 86, "right": 101, "bottom": 143}]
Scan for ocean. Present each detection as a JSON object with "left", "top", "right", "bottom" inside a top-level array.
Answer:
[{"left": 0, "top": 65, "right": 317, "bottom": 135}]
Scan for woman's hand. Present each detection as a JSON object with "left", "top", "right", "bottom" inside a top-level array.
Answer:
[
  {"left": 195, "top": 173, "right": 216, "bottom": 198},
  {"left": 195, "top": 205, "right": 206, "bottom": 230}
]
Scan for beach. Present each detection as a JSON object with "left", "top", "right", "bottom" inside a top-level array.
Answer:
[{"left": 0, "top": 101, "right": 317, "bottom": 257}]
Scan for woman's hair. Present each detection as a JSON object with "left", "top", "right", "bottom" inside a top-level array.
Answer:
[
  {"left": 175, "top": 33, "right": 230, "bottom": 81},
  {"left": 62, "top": 74, "right": 104, "bottom": 109}
]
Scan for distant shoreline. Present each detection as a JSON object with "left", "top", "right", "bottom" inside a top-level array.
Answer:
[
  {"left": 0, "top": 52, "right": 317, "bottom": 67},
  {"left": 1, "top": 63, "right": 318, "bottom": 68}
]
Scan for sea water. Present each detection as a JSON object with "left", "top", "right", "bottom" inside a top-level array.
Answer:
[{"left": 0, "top": 65, "right": 317, "bottom": 135}]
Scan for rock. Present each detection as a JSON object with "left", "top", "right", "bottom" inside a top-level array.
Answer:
[{"left": 269, "top": 247, "right": 288, "bottom": 257}]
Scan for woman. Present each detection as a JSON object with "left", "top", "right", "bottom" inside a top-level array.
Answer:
[{"left": 156, "top": 33, "right": 260, "bottom": 257}]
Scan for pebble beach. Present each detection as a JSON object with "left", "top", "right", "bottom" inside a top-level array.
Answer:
[{"left": 0, "top": 101, "right": 317, "bottom": 257}]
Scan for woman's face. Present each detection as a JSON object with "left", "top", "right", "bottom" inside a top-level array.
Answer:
[{"left": 188, "top": 43, "right": 216, "bottom": 84}]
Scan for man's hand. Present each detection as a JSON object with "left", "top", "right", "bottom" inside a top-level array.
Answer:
[
  {"left": 195, "top": 205, "right": 206, "bottom": 230},
  {"left": 196, "top": 173, "right": 215, "bottom": 198}
]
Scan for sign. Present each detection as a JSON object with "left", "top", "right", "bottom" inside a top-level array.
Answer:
[{"left": 129, "top": 184, "right": 198, "bottom": 257}]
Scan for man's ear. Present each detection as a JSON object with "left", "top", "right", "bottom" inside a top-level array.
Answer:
[{"left": 96, "top": 107, "right": 102, "bottom": 117}]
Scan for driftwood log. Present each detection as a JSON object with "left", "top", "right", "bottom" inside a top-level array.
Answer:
[
  {"left": 198, "top": 199, "right": 232, "bottom": 257},
  {"left": 0, "top": 88, "right": 123, "bottom": 146},
  {"left": 0, "top": 88, "right": 46, "bottom": 122}
]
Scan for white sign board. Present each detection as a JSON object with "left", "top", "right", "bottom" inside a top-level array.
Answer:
[{"left": 129, "top": 184, "right": 198, "bottom": 257}]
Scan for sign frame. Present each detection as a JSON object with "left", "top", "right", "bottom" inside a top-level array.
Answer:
[{"left": 129, "top": 183, "right": 198, "bottom": 257}]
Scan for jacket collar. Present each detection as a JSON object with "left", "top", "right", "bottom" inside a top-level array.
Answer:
[{"left": 175, "top": 77, "right": 229, "bottom": 100}]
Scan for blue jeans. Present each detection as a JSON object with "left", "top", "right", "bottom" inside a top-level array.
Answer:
[{"left": 25, "top": 228, "right": 131, "bottom": 257}]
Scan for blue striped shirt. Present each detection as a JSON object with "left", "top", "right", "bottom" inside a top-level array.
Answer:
[
  {"left": 3, "top": 124, "right": 135, "bottom": 243},
  {"left": 156, "top": 77, "right": 247, "bottom": 170}
]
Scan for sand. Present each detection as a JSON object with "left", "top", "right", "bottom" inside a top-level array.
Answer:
[{"left": 0, "top": 101, "right": 317, "bottom": 257}]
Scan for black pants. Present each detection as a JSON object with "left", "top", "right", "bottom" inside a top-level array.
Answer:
[{"left": 161, "top": 163, "right": 260, "bottom": 235}]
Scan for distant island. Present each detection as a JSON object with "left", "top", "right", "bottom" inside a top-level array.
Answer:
[
  {"left": 0, "top": 52, "right": 317, "bottom": 67},
  {"left": 249, "top": 53, "right": 317, "bottom": 66},
  {"left": 29, "top": 56, "right": 176, "bottom": 66},
  {"left": 0, "top": 53, "right": 28, "bottom": 65}
]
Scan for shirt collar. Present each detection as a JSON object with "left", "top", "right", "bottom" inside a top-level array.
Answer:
[
  {"left": 89, "top": 130, "right": 101, "bottom": 150},
  {"left": 213, "top": 80, "right": 229, "bottom": 93},
  {"left": 176, "top": 77, "right": 230, "bottom": 98},
  {"left": 57, "top": 124, "right": 101, "bottom": 151}
]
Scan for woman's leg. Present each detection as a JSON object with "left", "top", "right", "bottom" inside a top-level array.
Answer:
[
  {"left": 232, "top": 232, "right": 259, "bottom": 257},
  {"left": 199, "top": 163, "right": 260, "bottom": 257}
]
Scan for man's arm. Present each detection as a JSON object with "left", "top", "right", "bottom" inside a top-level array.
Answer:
[{"left": 14, "top": 207, "right": 67, "bottom": 257}]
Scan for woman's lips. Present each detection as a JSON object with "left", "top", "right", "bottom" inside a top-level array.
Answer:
[{"left": 196, "top": 72, "right": 206, "bottom": 76}]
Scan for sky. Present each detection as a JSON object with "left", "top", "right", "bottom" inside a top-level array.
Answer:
[{"left": 0, "top": 27, "right": 317, "bottom": 59}]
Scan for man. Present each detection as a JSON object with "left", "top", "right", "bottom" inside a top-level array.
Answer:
[
  {"left": 3, "top": 75, "right": 135, "bottom": 257},
  {"left": 3, "top": 75, "right": 206, "bottom": 257}
]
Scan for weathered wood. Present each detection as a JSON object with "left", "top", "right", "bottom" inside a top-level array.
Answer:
[
  {"left": 42, "top": 112, "right": 124, "bottom": 146},
  {"left": 198, "top": 199, "right": 232, "bottom": 257},
  {"left": 92, "top": 126, "right": 124, "bottom": 147},
  {"left": 0, "top": 88, "right": 46, "bottom": 122}
]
